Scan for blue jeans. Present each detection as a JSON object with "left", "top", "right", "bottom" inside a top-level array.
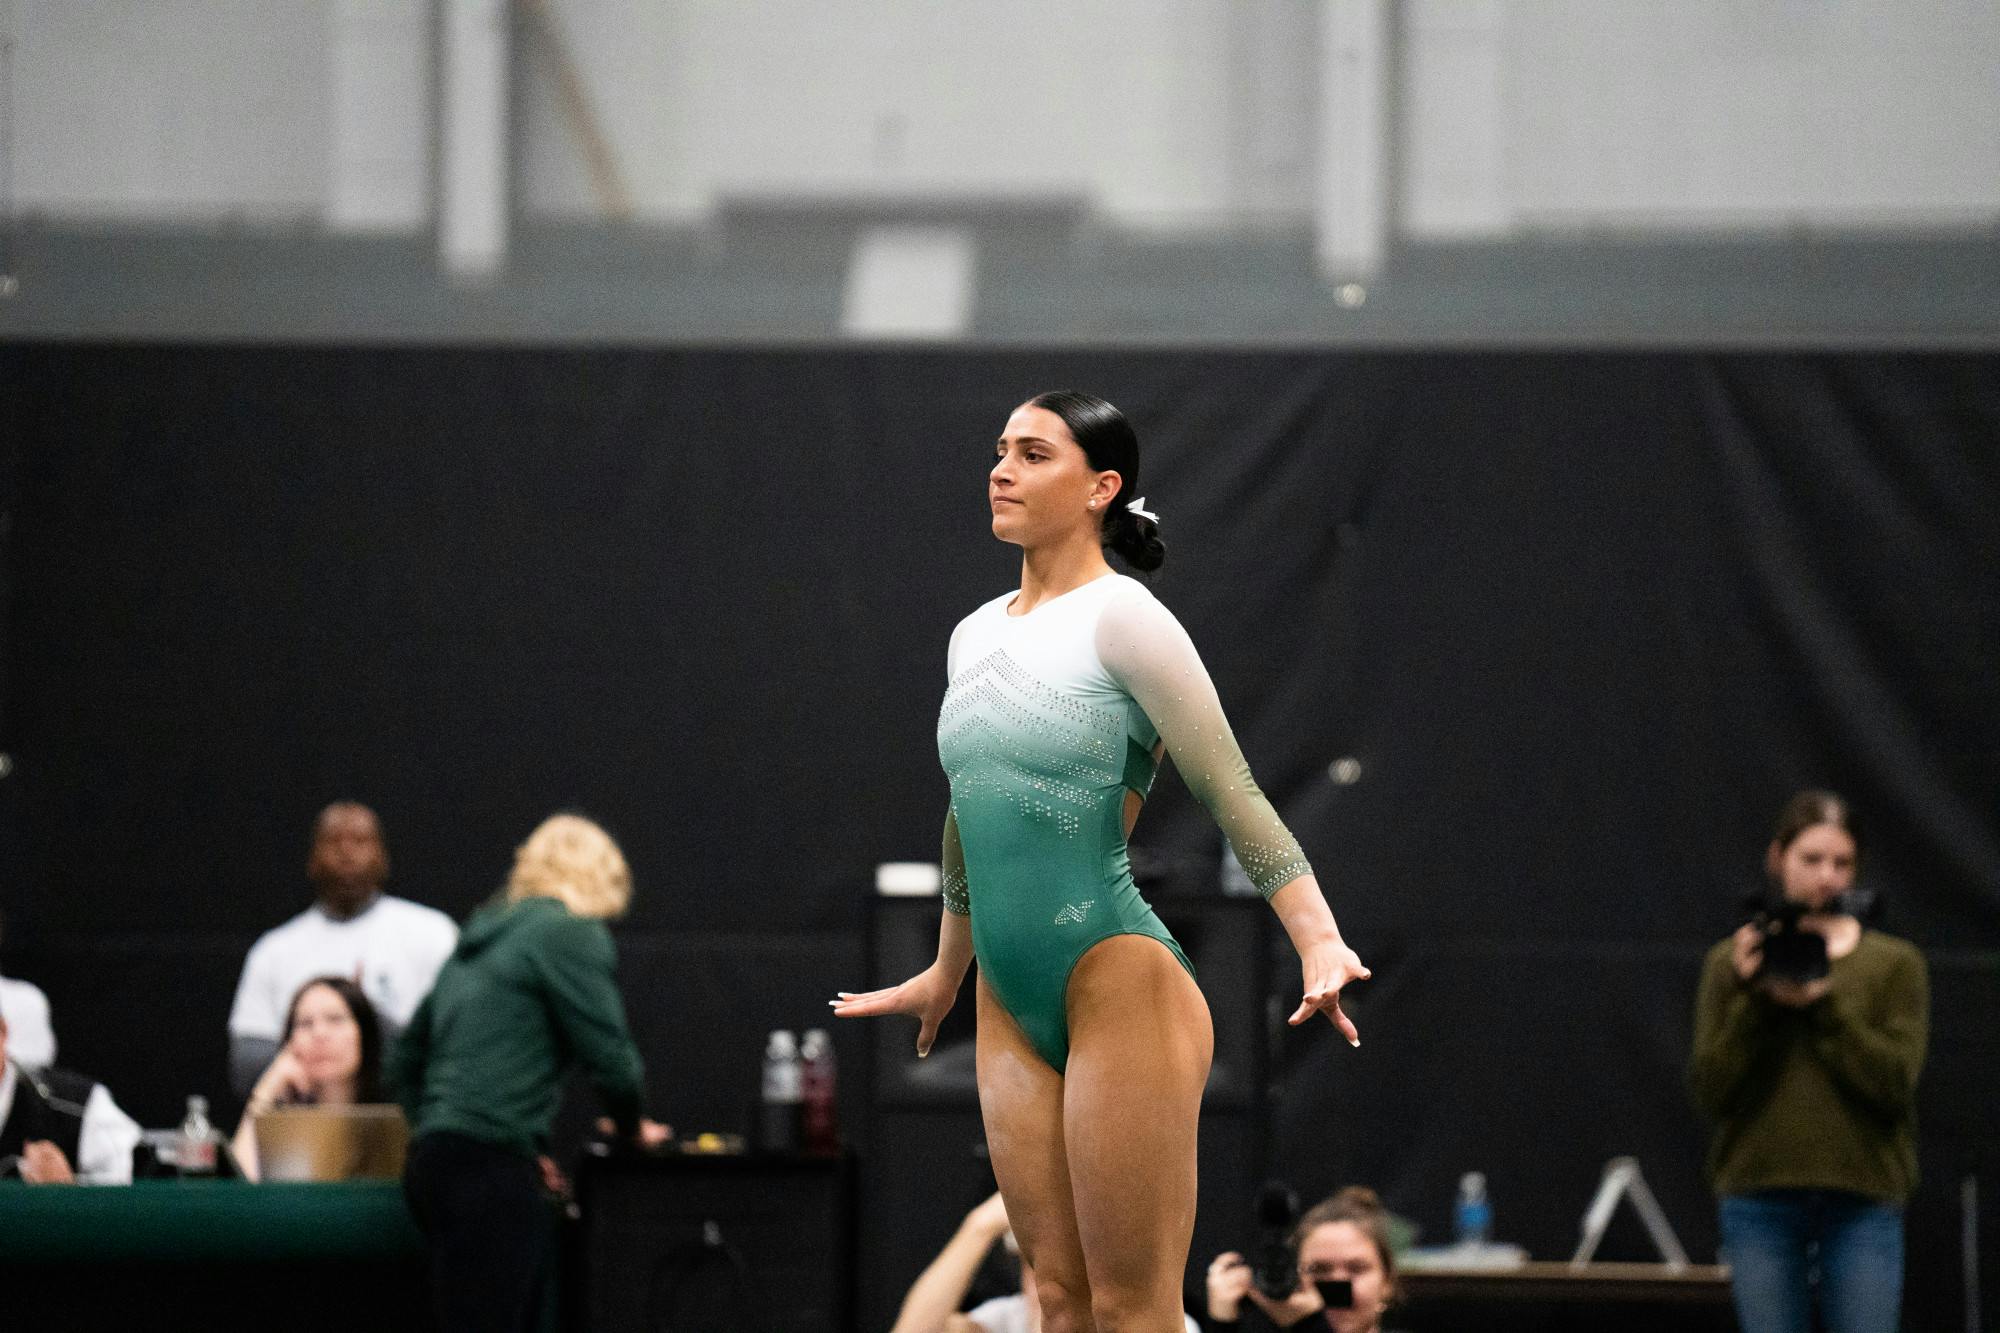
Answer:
[{"left": 1720, "top": 1191, "right": 1904, "bottom": 1333}]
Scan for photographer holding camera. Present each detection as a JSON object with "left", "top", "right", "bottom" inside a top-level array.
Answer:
[
  {"left": 1202, "top": 1185, "right": 1399, "bottom": 1332},
  {"left": 1688, "top": 790, "right": 1929, "bottom": 1333}
]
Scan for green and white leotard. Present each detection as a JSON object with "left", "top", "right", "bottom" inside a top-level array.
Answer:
[{"left": 937, "top": 572, "right": 1313, "bottom": 1070}]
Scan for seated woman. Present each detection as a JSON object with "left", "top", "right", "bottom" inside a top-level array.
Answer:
[
  {"left": 1203, "top": 1186, "right": 1401, "bottom": 1332},
  {"left": 231, "top": 975, "right": 385, "bottom": 1182}
]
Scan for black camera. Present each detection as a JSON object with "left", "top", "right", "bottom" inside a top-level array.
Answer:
[
  {"left": 1251, "top": 1181, "right": 1301, "bottom": 1300},
  {"left": 1251, "top": 1181, "right": 1356, "bottom": 1308},
  {"left": 1740, "top": 887, "right": 1876, "bottom": 985},
  {"left": 1742, "top": 891, "right": 1829, "bottom": 985}
]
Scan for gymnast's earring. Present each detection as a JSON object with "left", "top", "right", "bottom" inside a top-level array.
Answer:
[{"left": 1087, "top": 500, "right": 1098, "bottom": 509}]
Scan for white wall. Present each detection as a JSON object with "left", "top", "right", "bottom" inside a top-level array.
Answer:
[
  {"left": 8, "top": 0, "right": 1998, "bottom": 236},
  {"left": 13, "top": 0, "right": 330, "bottom": 221},
  {"left": 327, "top": 0, "right": 432, "bottom": 231},
  {"left": 516, "top": 0, "right": 1291, "bottom": 229},
  {"left": 1402, "top": 0, "right": 2000, "bottom": 237},
  {"left": 9, "top": 0, "right": 427, "bottom": 229}
]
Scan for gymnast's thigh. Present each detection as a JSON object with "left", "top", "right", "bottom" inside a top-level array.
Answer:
[
  {"left": 1061, "top": 934, "right": 1213, "bottom": 1300},
  {"left": 975, "top": 973, "right": 1090, "bottom": 1297}
]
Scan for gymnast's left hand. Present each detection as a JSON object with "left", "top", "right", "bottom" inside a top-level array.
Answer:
[{"left": 1290, "top": 938, "right": 1370, "bottom": 1045}]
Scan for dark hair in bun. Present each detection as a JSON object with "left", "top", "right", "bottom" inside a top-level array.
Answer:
[
  {"left": 1026, "top": 389, "right": 1165, "bottom": 573},
  {"left": 1294, "top": 1185, "right": 1399, "bottom": 1300}
]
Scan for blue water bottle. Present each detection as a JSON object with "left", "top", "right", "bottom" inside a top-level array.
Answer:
[{"left": 1455, "top": 1171, "right": 1491, "bottom": 1248}]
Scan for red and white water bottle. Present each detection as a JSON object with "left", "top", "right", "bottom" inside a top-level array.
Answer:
[
  {"left": 800, "top": 1028, "right": 839, "bottom": 1156},
  {"left": 178, "top": 1095, "right": 218, "bottom": 1176}
]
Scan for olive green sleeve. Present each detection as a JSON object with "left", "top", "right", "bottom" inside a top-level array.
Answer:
[
  {"left": 1687, "top": 943, "right": 1783, "bottom": 1119},
  {"left": 941, "top": 809, "right": 971, "bottom": 916},
  {"left": 1096, "top": 588, "right": 1313, "bottom": 897},
  {"left": 1807, "top": 944, "right": 1928, "bottom": 1121}
]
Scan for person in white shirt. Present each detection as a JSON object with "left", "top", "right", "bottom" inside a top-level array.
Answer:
[
  {"left": 0, "top": 1011, "right": 142, "bottom": 1184},
  {"left": 0, "top": 907, "right": 57, "bottom": 1071},
  {"left": 892, "top": 1191, "right": 1199, "bottom": 1333},
  {"left": 0, "top": 975, "right": 54, "bottom": 1069},
  {"left": 227, "top": 802, "right": 457, "bottom": 1096}
]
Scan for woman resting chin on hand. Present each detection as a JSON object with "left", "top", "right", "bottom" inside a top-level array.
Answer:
[{"left": 232, "top": 975, "right": 383, "bottom": 1181}]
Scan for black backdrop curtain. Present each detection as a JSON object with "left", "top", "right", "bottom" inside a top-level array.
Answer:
[{"left": 2, "top": 345, "right": 1995, "bottom": 1326}]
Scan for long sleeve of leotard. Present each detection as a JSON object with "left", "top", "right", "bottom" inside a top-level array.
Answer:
[
  {"left": 941, "top": 809, "right": 971, "bottom": 915},
  {"left": 942, "top": 617, "right": 974, "bottom": 917},
  {"left": 1096, "top": 587, "right": 1313, "bottom": 898}
]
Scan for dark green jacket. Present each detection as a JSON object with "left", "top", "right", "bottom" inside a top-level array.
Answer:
[
  {"left": 1688, "top": 929, "right": 1928, "bottom": 1203},
  {"left": 390, "top": 895, "right": 645, "bottom": 1158}
]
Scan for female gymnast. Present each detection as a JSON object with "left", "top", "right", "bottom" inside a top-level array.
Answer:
[{"left": 836, "top": 390, "right": 1369, "bottom": 1332}]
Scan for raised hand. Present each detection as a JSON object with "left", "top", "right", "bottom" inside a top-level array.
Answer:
[
  {"left": 249, "top": 1045, "right": 311, "bottom": 1110},
  {"left": 1205, "top": 1251, "right": 1253, "bottom": 1322},
  {"left": 830, "top": 964, "right": 961, "bottom": 1057},
  {"left": 1289, "top": 937, "right": 1371, "bottom": 1046},
  {"left": 1731, "top": 923, "right": 1765, "bottom": 982},
  {"left": 963, "top": 1190, "right": 1011, "bottom": 1240}
]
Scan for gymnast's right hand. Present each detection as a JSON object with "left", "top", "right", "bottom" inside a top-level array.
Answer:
[{"left": 829, "top": 964, "right": 959, "bottom": 1058}]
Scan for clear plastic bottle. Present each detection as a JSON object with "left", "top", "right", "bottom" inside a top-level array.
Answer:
[
  {"left": 178, "top": 1095, "right": 218, "bottom": 1177},
  {"left": 759, "top": 1029, "right": 802, "bottom": 1153},
  {"left": 799, "top": 1028, "right": 839, "bottom": 1156},
  {"left": 1454, "top": 1171, "right": 1491, "bottom": 1248}
]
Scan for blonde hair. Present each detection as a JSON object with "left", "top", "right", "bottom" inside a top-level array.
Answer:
[{"left": 505, "top": 814, "right": 632, "bottom": 919}]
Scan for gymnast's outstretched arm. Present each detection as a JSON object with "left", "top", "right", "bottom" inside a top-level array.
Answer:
[{"left": 1097, "top": 587, "right": 1370, "bottom": 1042}]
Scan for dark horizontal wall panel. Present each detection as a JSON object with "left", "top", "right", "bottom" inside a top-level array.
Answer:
[{"left": 4, "top": 346, "right": 1994, "bottom": 943}]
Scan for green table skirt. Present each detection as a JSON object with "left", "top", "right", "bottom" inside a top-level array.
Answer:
[{"left": 0, "top": 1180, "right": 425, "bottom": 1262}]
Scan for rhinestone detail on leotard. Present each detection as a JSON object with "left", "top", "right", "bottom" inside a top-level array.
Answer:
[{"left": 939, "top": 650, "right": 1126, "bottom": 845}]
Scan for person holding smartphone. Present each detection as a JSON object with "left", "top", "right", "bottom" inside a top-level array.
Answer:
[
  {"left": 1688, "top": 790, "right": 1929, "bottom": 1333},
  {"left": 1203, "top": 1187, "right": 1399, "bottom": 1332}
]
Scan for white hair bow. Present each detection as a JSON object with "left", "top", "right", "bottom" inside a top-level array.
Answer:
[{"left": 1125, "top": 496, "right": 1160, "bottom": 524}]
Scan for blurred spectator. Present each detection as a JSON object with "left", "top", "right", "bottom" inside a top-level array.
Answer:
[
  {"left": 891, "top": 1190, "right": 1199, "bottom": 1333},
  {"left": 1203, "top": 1187, "right": 1401, "bottom": 1332},
  {"left": 231, "top": 976, "right": 387, "bottom": 1182},
  {"left": 0, "top": 907, "right": 57, "bottom": 1071},
  {"left": 0, "top": 1011, "right": 141, "bottom": 1184},
  {"left": 1689, "top": 790, "right": 1928, "bottom": 1333},
  {"left": 393, "top": 813, "right": 667, "bottom": 1333},
  {"left": 228, "top": 801, "right": 455, "bottom": 1095}
]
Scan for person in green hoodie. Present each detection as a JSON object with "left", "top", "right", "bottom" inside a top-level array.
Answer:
[
  {"left": 1689, "top": 790, "right": 1928, "bottom": 1333},
  {"left": 392, "top": 813, "right": 669, "bottom": 1333}
]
